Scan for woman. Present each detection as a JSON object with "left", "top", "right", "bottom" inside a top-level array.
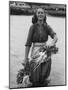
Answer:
[{"left": 24, "top": 8, "right": 58, "bottom": 86}]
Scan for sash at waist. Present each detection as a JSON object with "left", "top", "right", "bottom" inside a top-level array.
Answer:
[{"left": 33, "top": 42, "right": 46, "bottom": 47}]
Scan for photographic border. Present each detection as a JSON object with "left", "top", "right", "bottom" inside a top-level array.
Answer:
[{"left": 9, "top": 1, "right": 67, "bottom": 89}]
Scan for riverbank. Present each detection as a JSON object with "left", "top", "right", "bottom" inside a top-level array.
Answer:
[
  {"left": 10, "top": 7, "right": 66, "bottom": 17},
  {"left": 9, "top": 1, "right": 66, "bottom": 17}
]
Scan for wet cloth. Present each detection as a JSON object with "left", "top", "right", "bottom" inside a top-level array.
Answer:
[{"left": 29, "top": 43, "right": 51, "bottom": 85}]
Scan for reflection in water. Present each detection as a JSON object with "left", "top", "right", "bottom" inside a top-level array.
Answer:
[{"left": 10, "top": 15, "right": 65, "bottom": 88}]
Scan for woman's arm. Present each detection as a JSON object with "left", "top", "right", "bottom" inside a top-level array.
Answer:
[
  {"left": 47, "top": 25, "right": 58, "bottom": 46},
  {"left": 24, "top": 46, "right": 30, "bottom": 63},
  {"left": 24, "top": 25, "right": 34, "bottom": 64},
  {"left": 51, "top": 34, "right": 58, "bottom": 46}
]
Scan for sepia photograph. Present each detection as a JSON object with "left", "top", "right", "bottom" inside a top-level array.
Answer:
[{"left": 9, "top": 1, "right": 66, "bottom": 89}]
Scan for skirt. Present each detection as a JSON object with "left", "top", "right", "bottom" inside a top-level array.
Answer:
[{"left": 29, "top": 43, "right": 51, "bottom": 86}]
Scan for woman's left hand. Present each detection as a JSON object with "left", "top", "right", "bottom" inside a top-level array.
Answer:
[
  {"left": 49, "top": 34, "right": 58, "bottom": 47},
  {"left": 48, "top": 41, "right": 55, "bottom": 47}
]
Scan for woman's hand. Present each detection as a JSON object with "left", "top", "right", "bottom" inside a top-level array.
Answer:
[
  {"left": 49, "top": 34, "right": 58, "bottom": 47},
  {"left": 48, "top": 41, "right": 55, "bottom": 47},
  {"left": 46, "top": 41, "right": 55, "bottom": 48},
  {"left": 22, "top": 57, "right": 29, "bottom": 66}
]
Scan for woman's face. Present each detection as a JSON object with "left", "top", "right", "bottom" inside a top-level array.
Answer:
[{"left": 36, "top": 8, "right": 45, "bottom": 21}]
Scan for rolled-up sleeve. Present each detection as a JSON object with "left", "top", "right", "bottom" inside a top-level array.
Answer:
[
  {"left": 25, "top": 25, "right": 34, "bottom": 47},
  {"left": 47, "top": 25, "right": 56, "bottom": 39}
]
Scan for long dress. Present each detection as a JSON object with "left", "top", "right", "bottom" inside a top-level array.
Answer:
[{"left": 25, "top": 22, "right": 56, "bottom": 86}]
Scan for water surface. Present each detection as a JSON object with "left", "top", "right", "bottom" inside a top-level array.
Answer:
[{"left": 10, "top": 15, "right": 65, "bottom": 88}]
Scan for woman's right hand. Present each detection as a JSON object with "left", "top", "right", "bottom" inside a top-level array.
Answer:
[{"left": 22, "top": 57, "right": 29, "bottom": 66}]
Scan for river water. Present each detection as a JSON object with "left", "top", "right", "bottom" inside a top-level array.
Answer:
[{"left": 10, "top": 15, "right": 65, "bottom": 88}]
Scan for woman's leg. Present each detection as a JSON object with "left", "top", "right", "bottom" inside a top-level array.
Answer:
[
  {"left": 30, "top": 62, "right": 41, "bottom": 85},
  {"left": 40, "top": 59, "right": 51, "bottom": 83}
]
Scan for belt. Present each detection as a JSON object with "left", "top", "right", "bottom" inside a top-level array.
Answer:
[{"left": 33, "top": 42, "right": 46, "bottom": 47}]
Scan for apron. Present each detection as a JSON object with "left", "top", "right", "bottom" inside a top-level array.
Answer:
[{"left": 29, "top": 42, "right": 51, "bottom": 86}]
